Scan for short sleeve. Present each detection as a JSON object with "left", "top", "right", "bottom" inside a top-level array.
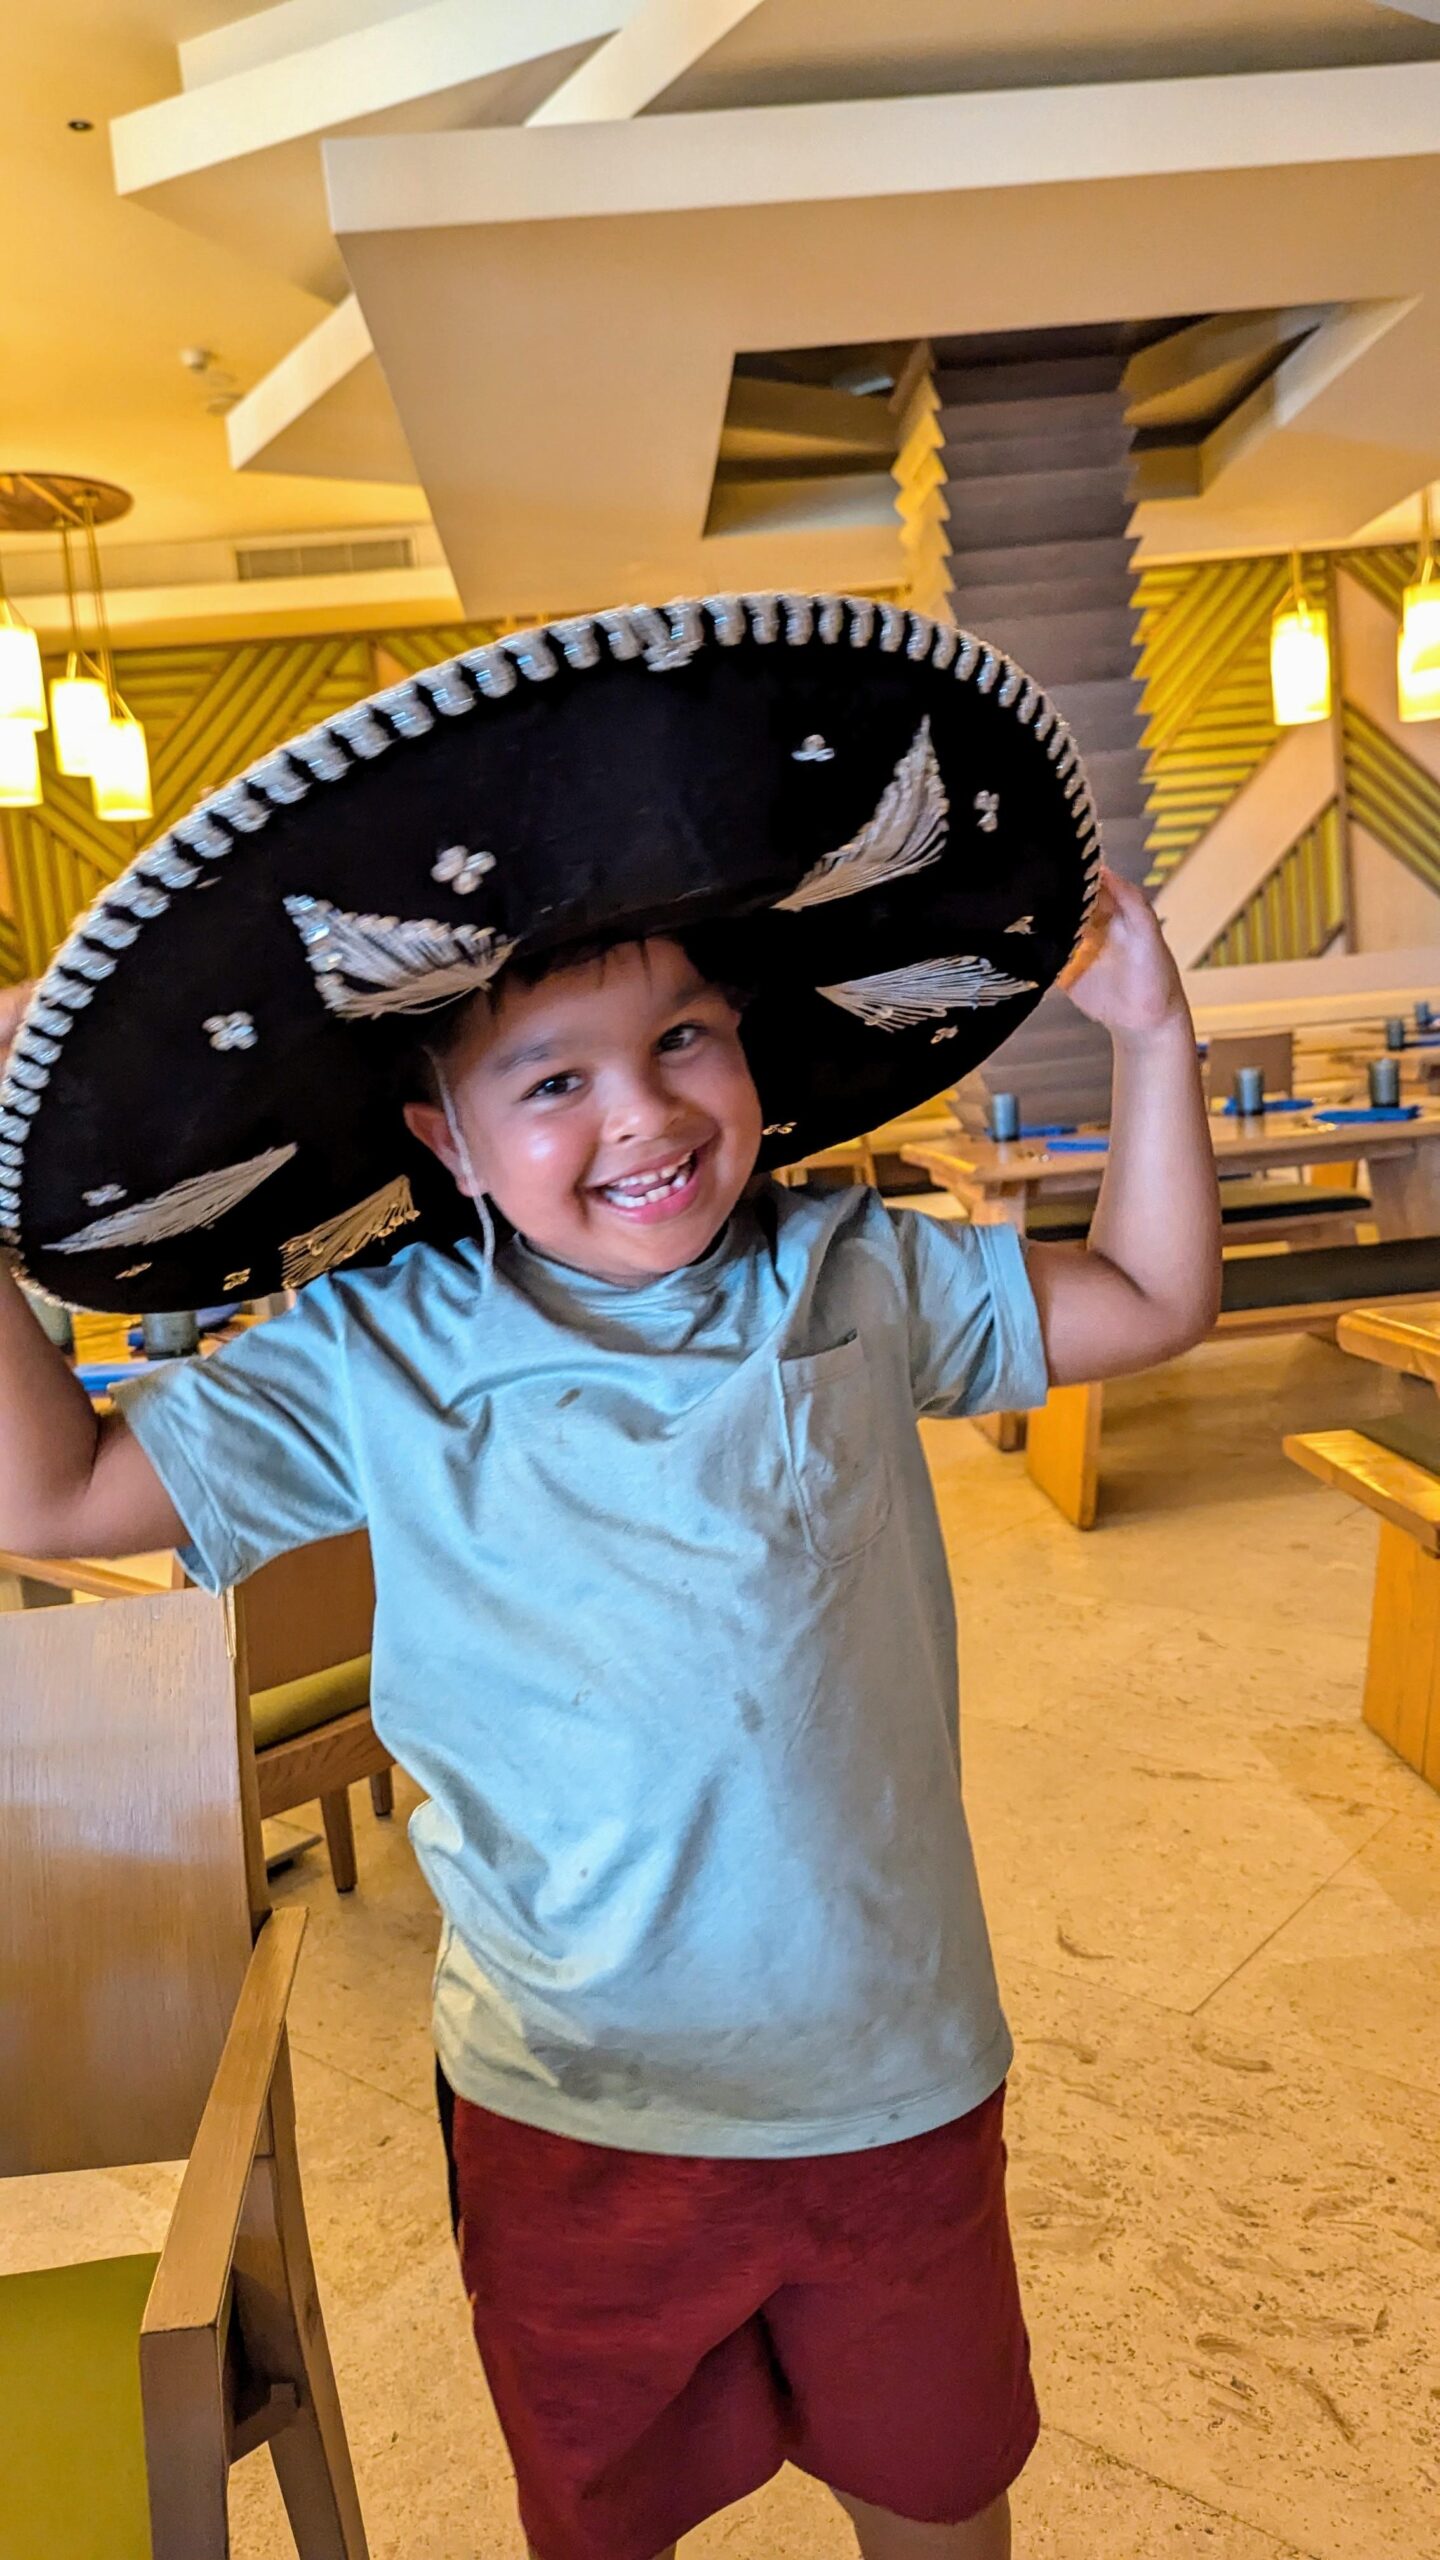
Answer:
[
  {"left": 110, "top": 1281, "right": 364, "bottom": 1591},
  {"left": 889, "top": 1209, "right": 1050, "bottom": 1418}
]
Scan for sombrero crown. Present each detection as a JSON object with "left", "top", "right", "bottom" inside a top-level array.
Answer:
[{"left": 0, "top": 593, "right": 1100, "bottom": 1311}]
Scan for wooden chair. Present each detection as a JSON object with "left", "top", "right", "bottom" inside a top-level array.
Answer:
[
  {"left": 1286, "top": 1406, "right": 1440, "bottom": 1792},
  {"left": 0, "top": 1588, "right": 368, "bottom": 2558},
  {"left": 1023, "top": 1234, "right": 1440, "bottom": 1529},
  {"left": 232, "top": 1533, "right": 392, "bottom": 1895},
  {"left": 1205, "top": 1028, "right": 1295, "bottom": 1103}
]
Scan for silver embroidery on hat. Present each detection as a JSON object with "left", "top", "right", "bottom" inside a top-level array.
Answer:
[
  {"left": 974, "top": 790, "right": 1000, "bottom": 834},
  {"left": 223, "top": 1267, "right": 251, "bottom": 1292},
  {"left": 792, "top": 734, "right": 834, "bottom": 763},
  {"left": 280, "top": 1174, "right": 418, "bottom": 1290},
  {"left": 704, "top": 595, "right": 746, "bottom": 646},
  {"left": 1007, "top": 915, "right": 1035, "bottom": 935},
  {"left": 817, "top": 957, "right": 1038, "bottom": 1029},
  {"left": 285, "top": 896, "right": 517, "bottom": 1020},
  {"left": 552, "top": 617, "right": 602, "bottom": 670},
  {"left": 431, "top": 846, "right": 495, "bottom": 894},
  {"left": 204, "top": 1012, "right": 258, "bottom": 1052},
  {"left": 50, "top": 1143, "right": 298, "bottom": 1254},
  {"left": 775, "top": 719, "right": 947, "bottom": 913}
]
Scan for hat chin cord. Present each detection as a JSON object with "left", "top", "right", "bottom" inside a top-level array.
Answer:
[{"left": 434, "top": 1059, "right": 498, "bottom": 1281}]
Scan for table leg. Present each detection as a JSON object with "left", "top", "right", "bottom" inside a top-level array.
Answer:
[{"left": 1367, "top": 1138, "right": 1440, "bottom": 1240}]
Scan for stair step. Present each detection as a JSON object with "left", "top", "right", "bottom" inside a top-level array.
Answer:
[
  {"left": 949, "top": 606, "right": 1139, "bottom": 682},
  {"left": 940, "top": 422, "right": 1132, "bottom": 477},
  {"left": 945, "top": 475, "right": 1134, "bottom": 547},
  {"left": 932, "top": 355, "right": 1127, "bottom": 405}
]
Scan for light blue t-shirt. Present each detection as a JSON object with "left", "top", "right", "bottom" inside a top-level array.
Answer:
[{"left": 116, "top": 1183, "right": 1048, "bottom": 2156}]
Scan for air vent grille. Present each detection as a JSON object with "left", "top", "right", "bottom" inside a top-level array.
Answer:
[{"left": 234, "top": 535, "right": 416, "bottom": 582}]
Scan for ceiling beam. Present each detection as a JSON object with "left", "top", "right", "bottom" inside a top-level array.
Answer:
[{"left": 529, "top": 0, "right": 768, "bottom": 124}]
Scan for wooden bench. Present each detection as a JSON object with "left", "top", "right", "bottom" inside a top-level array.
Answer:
[
  {"left": 1286, "top": 1409, "right": 1440, "bottom": 1792},
  {"left": 1023, "top": 1235, "right": 1440, "bottom": 1530}
]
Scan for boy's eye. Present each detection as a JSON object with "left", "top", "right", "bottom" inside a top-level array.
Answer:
[
  {"left": 657, "top": 1020, "right": 705, "bottom": 1053},
  {"left": 523, "top": 1071, "right": 582, "bottom": 1101}
]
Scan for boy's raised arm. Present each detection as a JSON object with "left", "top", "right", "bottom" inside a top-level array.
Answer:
[
  {"left": 1025, "top": 869, "right": 1223, "bottom": 1387},
  {"left": 0, "top": 984, "right": 185, "bottom": 1558}
]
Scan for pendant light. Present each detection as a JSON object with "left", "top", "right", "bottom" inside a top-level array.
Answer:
[
  {"left": 0, "top": 589, "right": 45, "bottom": 727},
  {"left": 0, "top": 474, "right": 151, "bottom": 824},
  {"left": 89, "top": 701, "right": 152, "bottom": 821},
  {"left": 0, "top": 718, "right": 41, "bottom": 806},
  {"left": 51, "top": 519, "right": 111, "bottom": 778},
  {"left": 1270, "top": 553, "right": 1331, "bottom": 726},
  {"left": 1397, "top": 490, "right": 1440, "bottom": 723},
  {"left": 83, "top": 502, "right": 151, "bottom": 824}
]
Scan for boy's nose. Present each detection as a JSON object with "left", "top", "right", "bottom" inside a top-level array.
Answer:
[{"left": 604, "top": 1068, "right": 691, "bottom": 1144}]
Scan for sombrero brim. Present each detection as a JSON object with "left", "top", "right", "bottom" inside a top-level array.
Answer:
[{"left": 0, "top": 594, "right": 1100, "bottom": 1312}]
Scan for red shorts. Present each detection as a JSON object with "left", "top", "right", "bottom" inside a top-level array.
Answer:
[{"left": 439, "top": 2075, "right": 1038, "bottom": 2560}]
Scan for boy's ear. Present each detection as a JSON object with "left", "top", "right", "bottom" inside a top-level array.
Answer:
[{"left": 402, "top": 1098, "right": 475, "bottom": 1195}]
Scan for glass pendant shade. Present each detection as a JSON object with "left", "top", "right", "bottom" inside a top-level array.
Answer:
[
  {"left": 1270, "top": 598, "right": 1331, "bottom": 726},
  {"left": 0, "top": 720, "right": 42, "bottom": 806},
  {"left": 1397, "top": 578, "right": 1440, "bottom": 722},
  {"left": 89, "top": 706, "right": 152, "bottom": 823},
  {"left": 0, "top": 604, "right": 45, "bottom": 726},
  {"left": 50, "top": 664, "right": 113, "bottom": 776}
]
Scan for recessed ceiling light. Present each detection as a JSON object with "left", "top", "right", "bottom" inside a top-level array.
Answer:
[{"left": 67, "top": 118, "right": 94, "bottom": 132}]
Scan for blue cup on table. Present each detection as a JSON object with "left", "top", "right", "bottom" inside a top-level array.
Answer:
[
  {"left": 141, "top": 1309, "right": 200, "bottom": 1358},
  {"left": 1385, "top": 1016, "right": 1407, "bottom": 1051},
  {"left": 1369, "top": 1056, "right": 1401, "bottom": 1108},
  {"left": 1416, "top": 1000, "right": 1434, "bottom": 1031},
  {"left": 1232, "top": 1065, "right": 1265, "bottom": 1117},
  {"left": 988, "top": 1091, "right": 1020, "bottom": 1142}
]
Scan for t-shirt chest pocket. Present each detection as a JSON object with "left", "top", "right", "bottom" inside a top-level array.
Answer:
[{"left": 776, "top": 1334, "right": 891, "bottom": 1566}]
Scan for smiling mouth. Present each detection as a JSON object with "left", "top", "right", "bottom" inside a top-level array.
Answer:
[{"left": 593, "top": 1144, "right": 707, "bottom": 1217}]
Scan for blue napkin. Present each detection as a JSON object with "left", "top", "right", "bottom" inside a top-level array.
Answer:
[
  {"left": 1019, "top": 1122, "right": 1078, "bottom": 1138},
  {"left": 1313, "top": 1105, "right": 1421, "bottom": 1125},
  {"left": 1043, "top": 1136, "right": 1109, "bottom": 1153},
  {"left": 1220, "top": 1095, "right": 1315, "bottom": 1115},
  {"left": 75, "top": 1358, "right": 164, "bottom": 1393}
]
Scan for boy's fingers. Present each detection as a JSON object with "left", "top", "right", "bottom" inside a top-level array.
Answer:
[{"left": 0, "top": 981, "right": 33, "bottom": 1063}]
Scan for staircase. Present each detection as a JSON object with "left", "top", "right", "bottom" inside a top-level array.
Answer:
[{"left": 895, "top": 333, "right": 1151, "bottom": 1125}]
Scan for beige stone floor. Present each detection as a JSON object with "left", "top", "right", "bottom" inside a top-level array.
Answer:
[{"left": 16, "top": 1331, "right": 1439, "bottom": 2558}]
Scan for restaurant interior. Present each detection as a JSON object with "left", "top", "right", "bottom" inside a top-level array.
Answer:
[{"left": 3, "top": 7, "right": 1440, "bottom": 2557}]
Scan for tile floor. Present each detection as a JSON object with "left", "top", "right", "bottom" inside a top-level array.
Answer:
[{"left": 19, "top": 1330, "right": 1440, "bottom": 2558}]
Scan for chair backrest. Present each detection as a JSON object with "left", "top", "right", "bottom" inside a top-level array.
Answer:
[
  {"left": 0, "top": 1589, "right": 261, "bottom": 2177},
  {"left": 1206, "top": 1029, "right": 1295, "bottom": 1100},
  {"left": 233, "top": 1530, "right": 374, "bottom": 1695}
]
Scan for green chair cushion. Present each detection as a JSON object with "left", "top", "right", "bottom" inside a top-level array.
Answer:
[
  {"left": 1220, "top": 1233, "right": 1440, "bottom": 1314},
  {"left": 0, "top": 2253, "right": 159, "bottom": 2560},
  {"left": 251, "top": 1652, "right": 371, "bottom": 1753}
]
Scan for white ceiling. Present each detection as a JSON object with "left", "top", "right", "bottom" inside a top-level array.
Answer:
[
  {"left": 653, "top": 0, "right": 1440, "bottom": 107},
  {"left": 10, "top": 0, "right": 1440, "bottom": 637},
  {"left": 1, "top": 3, "right": 434, "bottom": 582}
]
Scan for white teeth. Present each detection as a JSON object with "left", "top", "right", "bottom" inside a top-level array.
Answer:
[{"left": 601, "top": 1151, "right": 696, "bottom": 1206}]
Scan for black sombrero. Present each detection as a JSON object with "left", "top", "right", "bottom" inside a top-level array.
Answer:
[{"left": 0, "top": 593, "right": 1100, "bottom": 1312}]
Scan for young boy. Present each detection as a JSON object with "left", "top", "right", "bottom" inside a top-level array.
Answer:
[{"left": 0, "top": 866, "right": 1217, "bottom": 2560}]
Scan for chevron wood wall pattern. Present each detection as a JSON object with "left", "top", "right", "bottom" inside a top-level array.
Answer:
[
  {"left": 0, "top": 623, "right": 501, "bottom": 984},
  {"left": 1199, "top": 802, "right": 1344, "bottom": 967},
  {"left": 1343, "top": 699, "right": 1440, "bottom": 897},
  {"left": 1136, "top": 554, "right": 1289, "bottom": 885}
]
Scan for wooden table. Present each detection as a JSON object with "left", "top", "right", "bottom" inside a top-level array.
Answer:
[
  {"left": 0, "top": 1547, "right": 178, "bottom": 1609},
  {"left": 1336, "top": 1300, "right": 1440, "bottom": 1392},
  {"left": 904, "top": 1106, "right": 1440, "bottom": 1240}
]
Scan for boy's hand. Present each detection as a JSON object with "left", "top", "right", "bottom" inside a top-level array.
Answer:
[
  {"left": 0, "top": 980, "right": 32, "bottom": 1070},
  {"left": 1058, "top": 867, "right": 1185, "bottom": 1043}
]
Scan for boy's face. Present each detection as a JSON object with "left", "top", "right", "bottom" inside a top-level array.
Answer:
[{"left": 403, "top": 938, "right": 765, "bottom": 1284}]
